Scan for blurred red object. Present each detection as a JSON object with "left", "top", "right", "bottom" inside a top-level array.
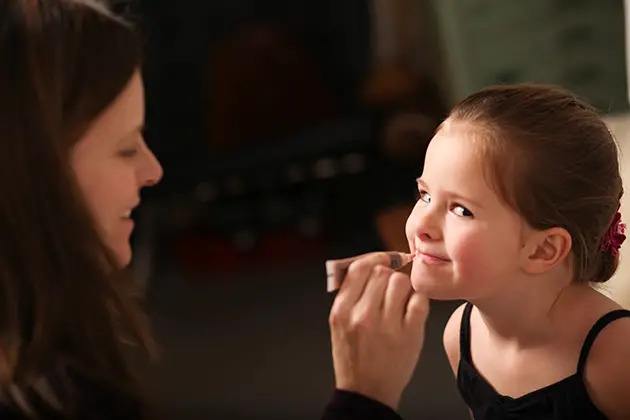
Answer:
[
  {"left": 173, "top": 230, "right": 328, "bottom": 277},
  {"left": 204, "top": 23, "right": 340, "bottom": 153}
]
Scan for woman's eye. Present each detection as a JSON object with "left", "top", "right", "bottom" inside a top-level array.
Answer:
[
  {"left": 118, "top": 149, "right": 138, "bottom": 158},
  {"left": 453, "top": 205, "right": 473, "bottom": 217}
]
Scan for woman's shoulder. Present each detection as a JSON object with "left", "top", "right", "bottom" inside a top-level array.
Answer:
[
  {"left": 0, "top": 404, "right": 29, "bottom": 420},
  {"left": 0, "top": 368, "right": 145, "bottom": 420}
]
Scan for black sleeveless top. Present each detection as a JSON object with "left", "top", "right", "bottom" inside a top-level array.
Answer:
[{"left": 457, "top": 302, "right": 630, "bottom": 419}]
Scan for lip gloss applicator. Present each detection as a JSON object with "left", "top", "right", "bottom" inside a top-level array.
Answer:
[{"left": 325, "top": 251, "right": 416, "bottom": 292}]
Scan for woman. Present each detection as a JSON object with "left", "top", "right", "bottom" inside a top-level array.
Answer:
[{"left": 0, "top": 1, "right": 428, "bottom": 418}]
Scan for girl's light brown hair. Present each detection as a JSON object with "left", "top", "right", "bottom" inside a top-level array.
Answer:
[
  {"left": 449, "top": 84, "right": 623, "bottom": 284},
  {"left": 0, "top": 0, "right": 153, "bottom": 416}
]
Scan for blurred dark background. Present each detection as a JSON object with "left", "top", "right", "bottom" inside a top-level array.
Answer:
[{"left": 123, "top": 0, "right": 629, "bottom": 418}]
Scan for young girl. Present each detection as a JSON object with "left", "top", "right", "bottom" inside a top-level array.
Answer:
[{"left": 405, "top": 85, "right": 630, "bottom": 419}]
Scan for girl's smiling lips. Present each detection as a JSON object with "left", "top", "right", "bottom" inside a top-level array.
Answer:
[{"left": 414, "top": 249, "right": 450, "bottom": 263}]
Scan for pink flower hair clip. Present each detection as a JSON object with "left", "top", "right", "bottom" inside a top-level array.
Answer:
[{"left": 601, "top": 207, "right": 626, "bottom": 256}]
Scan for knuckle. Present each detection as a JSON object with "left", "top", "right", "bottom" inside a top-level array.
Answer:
[
  {"left": 346, "top": 260, "right": 364, "bottom": 277},
  {"left": 351, "top": 310, "right": 372, "bottom": 330},
  {"left": 373, "top": 264, "right": 392, "bottom": 277},
  {"left": 390, "top": 272, "right": 410, "bottom": 285},
  {"left": 328, "top": 309, "right": 347, "bottom": 327}
]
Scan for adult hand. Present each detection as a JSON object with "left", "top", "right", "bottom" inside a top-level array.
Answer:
[{"left": 328, "top": 252, "right": 429, "bottom": 410}]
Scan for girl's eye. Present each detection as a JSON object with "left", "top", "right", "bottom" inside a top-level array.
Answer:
[
  {"left": 417, "top": 190, "right": 431, "bottom": 203},
  {"left": 453, "top": 205, "right": 473, "bottom": 217}
]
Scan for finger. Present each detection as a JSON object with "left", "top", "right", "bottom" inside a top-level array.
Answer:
[
  {"left": 404, "top": 292, "right": 430, "bottom": 330},
  {"left": 355, "top": 264, "right": 393, "bottom": 316},
  {"left": 326, "top": 252, "right": 376, "bottom": 291},
  {"left": 383, "top": 272, "right": 413, "bottom": 324},
  {"left": 332, "top": 252, "right": 393, "bottom": 314}
]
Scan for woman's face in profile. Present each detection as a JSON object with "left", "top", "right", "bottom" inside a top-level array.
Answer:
[{"left": 70, "top": 71, "right": 163, "bottom": 266}]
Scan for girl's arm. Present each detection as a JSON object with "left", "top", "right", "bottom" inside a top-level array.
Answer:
[{"left": 583, "top": 317, "right": 630, "bottom": 418}]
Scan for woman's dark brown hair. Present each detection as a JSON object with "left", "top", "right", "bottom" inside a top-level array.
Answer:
[
  {"left": 449, "top": 84, "right": 623, "bottom": 284},
  {"left": 0, "top": 0, "right": 153, "bottom": 416}
]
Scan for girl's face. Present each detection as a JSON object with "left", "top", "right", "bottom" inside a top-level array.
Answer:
[
  {"left": 71, "top": 71, "right": 163, "bottom": 267},
  {"left": 405, "top": 120, "right": 526, "bottom": 300}
]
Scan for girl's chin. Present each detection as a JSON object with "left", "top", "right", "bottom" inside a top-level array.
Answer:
[{"left": 410, "top": 275, "right": 462, "bottom": 300}]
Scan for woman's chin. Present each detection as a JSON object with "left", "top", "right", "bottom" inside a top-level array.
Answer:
[{"left": 112, "top": 243, "right": 133, "bottom": 268}]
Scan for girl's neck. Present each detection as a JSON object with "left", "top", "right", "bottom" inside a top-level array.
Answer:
[{"left": 470, "top": 269, "right": 581, "bottom": 347}]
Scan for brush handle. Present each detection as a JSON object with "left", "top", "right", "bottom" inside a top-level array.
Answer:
[{"left": 325, "top": 251, "right": 412, "bottom": 292}]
